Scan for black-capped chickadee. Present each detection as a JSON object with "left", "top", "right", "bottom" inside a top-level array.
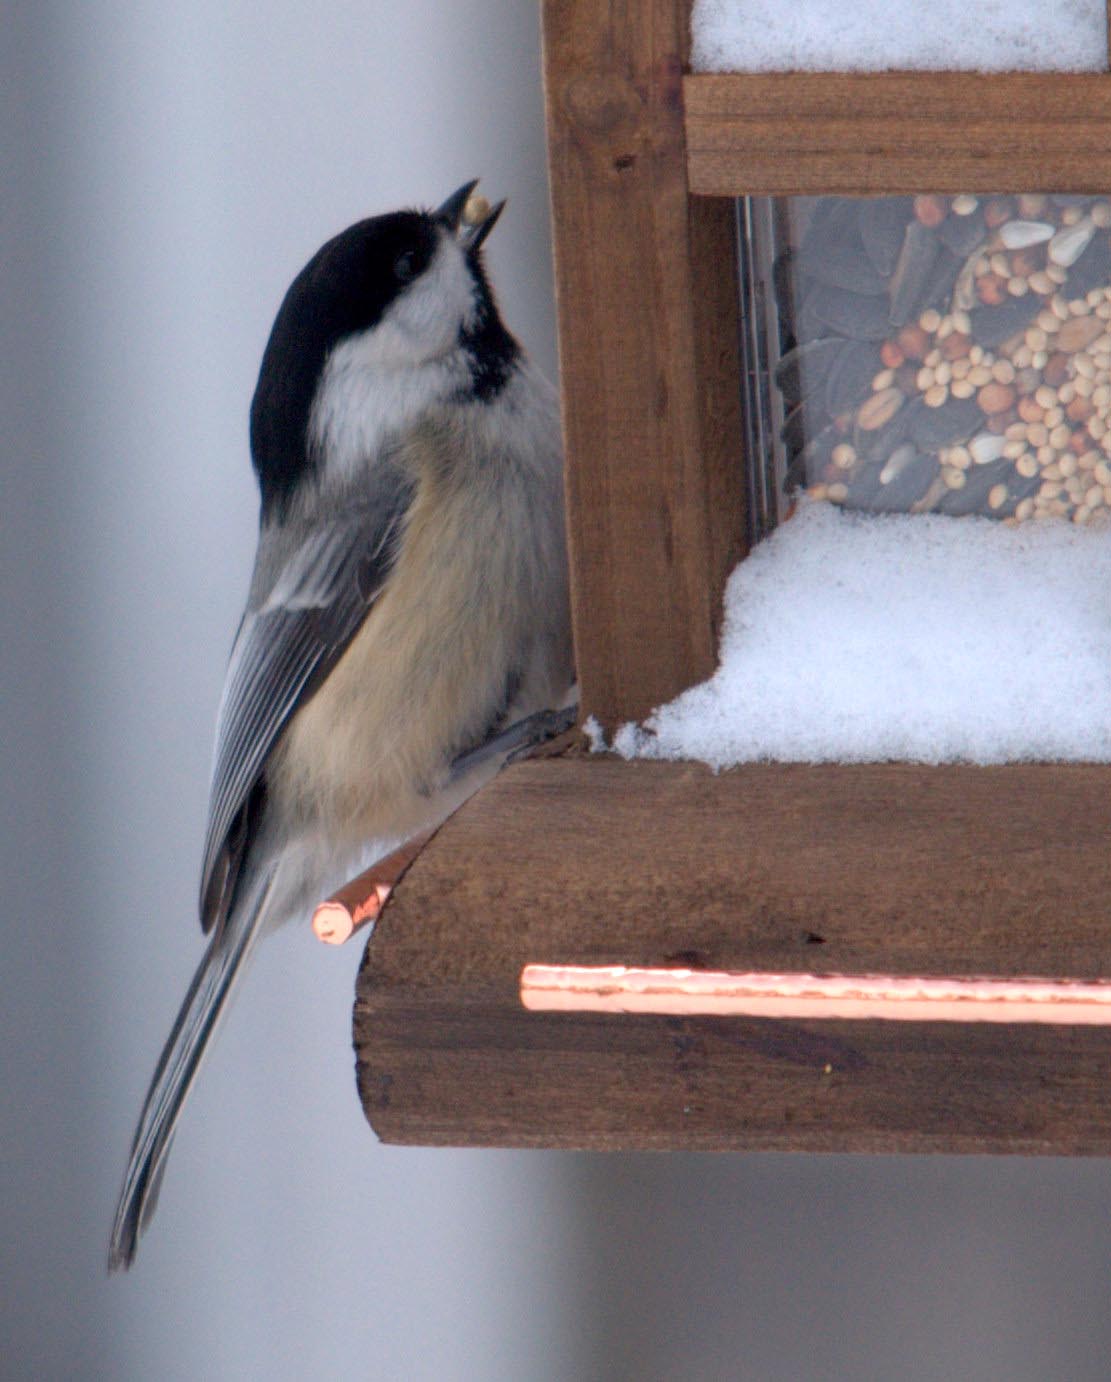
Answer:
[{"left": 108, "top": 182, "right": 574, "bottom": 1270}]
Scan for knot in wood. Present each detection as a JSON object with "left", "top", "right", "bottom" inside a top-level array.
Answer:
[{"left": 562, "top": 72, "right": 643, "bottom": 137}]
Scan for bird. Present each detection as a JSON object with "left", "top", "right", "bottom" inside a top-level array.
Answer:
[{"left": 108, "top": 181, "right": 574, "bottom": 1270}]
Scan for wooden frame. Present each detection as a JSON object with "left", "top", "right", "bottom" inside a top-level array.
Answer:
[
  {"left": 354, "top": 1, "right": 1111, "bottom": 1153},
  {"left": 685, "top": 73, "right": 1111, "bottom": 196}
]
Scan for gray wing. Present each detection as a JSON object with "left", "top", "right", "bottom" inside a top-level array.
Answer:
[{"left": 199, "top": 475, "right": 414, "bottom": 934}]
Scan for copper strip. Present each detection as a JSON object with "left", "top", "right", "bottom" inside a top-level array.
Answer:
[{"left": 520, "top": 965, "right": 1111, "bottom": 1025}]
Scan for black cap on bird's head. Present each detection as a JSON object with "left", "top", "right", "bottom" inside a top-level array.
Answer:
[{"left": 249, "top": 180, "right": 519, "bottom": 518}]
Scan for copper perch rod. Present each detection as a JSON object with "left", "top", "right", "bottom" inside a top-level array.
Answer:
[
  {"left": 520, "top": 965, "right": 1111, "bottom": 1025},
  {"left": 313, "top": 827, "right": 437, "bottom": 945}
]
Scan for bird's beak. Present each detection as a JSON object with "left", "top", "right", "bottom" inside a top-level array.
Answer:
[
  {"left": 460, "top": 197, "right": 506, "bottom": 253},
  {"left": 435, "top": 179, "right": 506, "bottom": 253},
  {"left": 435, "top": 180, "right": 480, "bottom": 233}
]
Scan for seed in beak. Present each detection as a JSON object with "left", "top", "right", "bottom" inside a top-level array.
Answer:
[{"left": 463, "top": 193, "right": 492, "bottom": 227}]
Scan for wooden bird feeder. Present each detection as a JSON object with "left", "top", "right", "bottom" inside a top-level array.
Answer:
[{"left": 350, "top": 1, "right": 1111, "bottom": 1154}]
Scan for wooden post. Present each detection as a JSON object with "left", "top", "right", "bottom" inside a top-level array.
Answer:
[{"left": 542, "top": 0, "right": 745, "bottom": 732}]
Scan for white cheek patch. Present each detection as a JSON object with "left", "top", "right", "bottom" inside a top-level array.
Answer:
[
  {"left": 309, "top": 237, "right": 478, "bottom": 484},
  {"left": 386, "top": 236, "right": 479, "bottom": 358}
]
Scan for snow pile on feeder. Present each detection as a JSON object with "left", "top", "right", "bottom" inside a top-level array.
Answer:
[
  {"left": 691, "top": 0, "right": 1106, "bottom": 73},
  {"left": 607, "top": 500, "right": 1111, "bottom": 766}
]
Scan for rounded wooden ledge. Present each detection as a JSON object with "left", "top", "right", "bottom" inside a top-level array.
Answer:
[{"left": 353, "top": 756, "right": 1111, "bottom": 1156}]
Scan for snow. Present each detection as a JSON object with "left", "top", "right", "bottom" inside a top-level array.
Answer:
[
  {"left": 610, "top": 501, "right": 1111, "bottom": 766},
  {"left": 691, "top": 0, "right": 1107, "bottom": 73}
]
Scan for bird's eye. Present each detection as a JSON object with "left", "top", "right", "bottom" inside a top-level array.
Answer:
[{"left": 393, "top": 250, "right": 417, "bottom": 283}]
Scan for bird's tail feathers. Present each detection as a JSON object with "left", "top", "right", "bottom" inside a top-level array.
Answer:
[{"left": 107, "top": 865, "right": 276, "bottom": 1272}]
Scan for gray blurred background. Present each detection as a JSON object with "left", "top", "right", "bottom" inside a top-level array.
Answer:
[{"left": 4, "top": 3, "right": 1111, "bottom": 1379}]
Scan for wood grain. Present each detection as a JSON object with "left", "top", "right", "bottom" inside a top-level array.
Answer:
[
  {"left": 354, "top": 757, "right": 1111, "bottom": 1153},
  {"left": 542, "top": 0, "right": 746, "bottom": 733},
  {"left": 685, "top": 73, "right": 1111, "bottom": 195}
]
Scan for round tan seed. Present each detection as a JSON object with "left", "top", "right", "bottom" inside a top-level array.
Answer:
[
  {"left": 924, "top": 384, "right": 949, "bottom": 408},
  {"left": 978, "top": 383, "right": 1015, "bottom": 414},
  {"left": 988, "top": 483, "right": 1009, "bottom": 509},
  {"left": 832, "top": 443, "right": 856, "bottom": 469},
  {"left": 942, "top": 466, "right": 965, "bottom": 489},
  {"left": 950, "top": 378, "right": 975, "bottom": 399},
  {"left": 1058, "top": 316, "right": 1103, "bottom": 352}
]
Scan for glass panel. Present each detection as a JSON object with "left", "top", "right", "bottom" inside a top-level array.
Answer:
[
  {"left": 692, "top": 0, "right": 1107, "bottom": 74},
  {"left": 738, "top": 194, "right": 1111, "bottom": 542}
]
